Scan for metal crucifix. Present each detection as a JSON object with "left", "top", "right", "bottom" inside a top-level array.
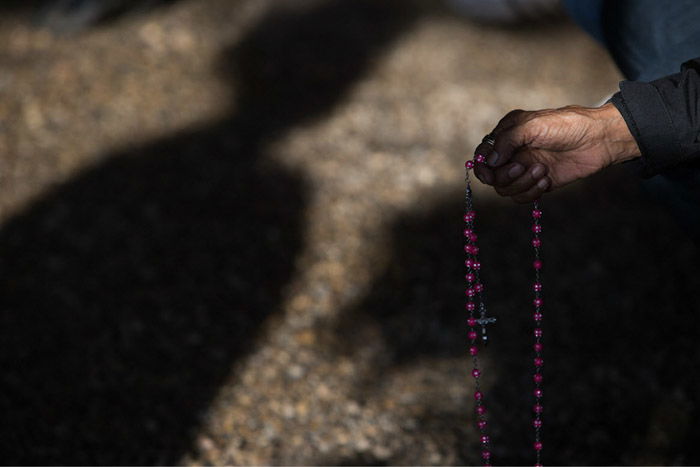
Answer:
[{"left": 477, "top": 303, "right": 496, "bottom": 345}]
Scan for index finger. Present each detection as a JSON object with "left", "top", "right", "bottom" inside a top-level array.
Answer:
[
  {"left": 484, "top": 109, "right": 528, "bottom": 167},
  {"left": 472, "top": 109, "right": 526, "bottom": 184}
]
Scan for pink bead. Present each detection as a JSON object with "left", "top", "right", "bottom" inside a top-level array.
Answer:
[
  {"left": 475, "top": 283, "right": 484, "bottom": 292},
  {"left": 533, "top": 312, "right": 543, "bottom": 322},
  {"left": 466, "top": 302, "right": 476, "bottom": 311},
  {"left": 469, "top": 346, "right": 479, "bottom": 356},
  {"left": 534, "top": 328, "right": 543, "bottom": 338},
  {"left": 532, "top": 209, "right": 542, "bottom": 218},
  {"left": 466, "top": 273, "right": 475, "bottom": 282},
  {"left": 533, "top": 298, "right": 543, "bottom": 307},
  {"left": 474, "top": 391, "right": 483, "bottom": 400},
  {"left": 476, "top": 405, "right": 486, "bottom": 415},
  {"left": 465, "top": 245, "right": 475, "bottom": 254},
  {"left": 482, "top": 450, "right": 491, "bottom": 460},
  {"left": 468, "top": 317, "right": 477, "bottom": 327},
  {"left": 535, "top": 464, "right": 543, "bottom": 467},
  {"left": 480, "top": 435, "right": 490, "bottom": 444},
  {"left": 533, "top": 282, "right": 542, "bottom": 292},
  {"left": 464, "top": 213, "right": 474, "bottom": 222},
  {"left": 467, "top": 210, "right": 476, "bottom": 219},
  {"left": 470, "top": 233, "right": 478, "bottom": 243},
  {"left": 534, "top": 441, "right": 543, "bottom": 451},
  {"left": 533, "top": 259, "right": 542, "bottom": 270},
  {"left": 475, "top": 154, "right": 486, "bottom": 163},
  {"left": 468, "top": 330, "right": 478, "bottom": 340},
  {"left": 534, "top": 388, "right": 543, "bottom": 398},
  {"left": 477, "top": 420, "right": 487, "bottom": 430},
  {"left": 465, "top": 259, "right": 473, "bottom": 268},
  {"left": 532, "top": 224, "right": 542, "bottom": 233},
  {"left": 533, "top": 419, "right": 543, "bottom": 428},
  {"left": 533, "top": 373, "right": 543, "bottom": 384},
  {"left": 466, "top": 160, "right": 475, "bottom": 169},
  {"left": 533, "top": 404, "right": 543, "bottom": 414},
  {"left": 532, "top": 238, "right": 542, "bottom": 248},
  {"left": 534, "top": 342, "right": 543, "bottom": 352},
  {"left": 464, "top": 229, "right": 473, "bottom": 237},
  {"left": 472, "top": 246, "right": 480, "bottom": 255},
  {"left": 472, "top": 369, "right": 481, "bottom": 378},
  {"left": 466, "top": 288, "right": 476, "bottom": 297},
  {"left": 534, "top": 357, "right": 544, "bottom": 367}
]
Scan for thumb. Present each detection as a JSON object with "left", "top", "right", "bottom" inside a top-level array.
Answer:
[{"left": 489, "top": 120, "right": 536, "bottom": 168}]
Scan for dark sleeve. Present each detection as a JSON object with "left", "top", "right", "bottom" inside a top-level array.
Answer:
[{"left": 610, "top": 58, "right": 700, "bottom": 177}]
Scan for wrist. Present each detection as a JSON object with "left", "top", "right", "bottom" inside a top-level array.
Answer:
[{"left": 593, "top": 102, "right": 641, "bottom": 166}]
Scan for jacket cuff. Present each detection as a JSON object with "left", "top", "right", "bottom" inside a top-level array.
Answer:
[{"left": 610, "top": 81, "right": 683, "bottom": 177}]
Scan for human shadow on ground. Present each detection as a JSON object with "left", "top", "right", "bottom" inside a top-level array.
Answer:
[
  {"left": 333, "top": 168, "right": 700, "bottom": 465},
  {"left": 0, "top": 0, "right": 422, "bottom": 463}
]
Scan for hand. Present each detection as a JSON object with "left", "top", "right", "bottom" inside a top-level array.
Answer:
[{"left": 473, "top": 103, "right": 641, "bottom": 203}]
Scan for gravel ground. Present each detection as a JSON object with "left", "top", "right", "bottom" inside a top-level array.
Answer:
[{"left": 1, "top": 0, "right": 699, "bottom": 465}]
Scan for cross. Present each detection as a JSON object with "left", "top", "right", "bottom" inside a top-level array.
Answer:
[{"left": 476, "top": 316, "right": 497, "bottom": 344}]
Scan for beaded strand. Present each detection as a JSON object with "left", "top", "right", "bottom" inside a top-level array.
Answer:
[{"left": 464, "top": 154, "right": 544, "bottom": 466}]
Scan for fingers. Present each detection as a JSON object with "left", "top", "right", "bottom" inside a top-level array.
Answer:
[
  {"left": 474, "top": 163, "right": 494, "bottom": 185},
  {"left": 474, "top": 158, "right": 550, "bottom": 203},
  {"left": 493, "top": 162, "right": 548, "bottom": 198},
  {"left": 480, "top": 109, "right": 527, "bottom": 169},
  {"left": 493, "top": 162, "right": 524, "bottom": 186},
  {"left": 474, "top": 140, "right": 495, "bottom": 163},
  {"left": 484, "top": 110, "right": 538, "bottom": 169},
  {"left": 473, "top": 108, "right": 542, "bottom": 194},
  {"left": 491, "top": 123, "right": 535, "bottom": 169},
  {"left": 512, "top": 177, "right": 550, "bottom": 204},
  {"left": 494, "top": 109, "right": 526, "bottom": 133},
  {"left": 473, "top": 141, "right": 496, "bottom": 185},
  {"left": 473, "top": 110, "right": 526, "bottom": 184}
]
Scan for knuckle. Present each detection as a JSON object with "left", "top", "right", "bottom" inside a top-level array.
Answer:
[
  {"left": 504, "top": 109, "right": 525, "bottom": 121},
  {"left": 494, "top": 109, "right": 526, "bottom": 133},
  {"left": 498, "top": 109, "right": 525, "bottom": 127}
]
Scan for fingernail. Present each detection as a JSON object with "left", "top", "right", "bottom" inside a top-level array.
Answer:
[
  {"left": 508, "top": 164, "right": 524, "bottom": 178},
  {"left": 537, "top": 178, "right": 549, "bottom": 189},
  {"left": 531, "top": 165, "right": 545, "bottom": 178},
  {"left": 487, "top": 151, "right": 500, "bottom": 167}
]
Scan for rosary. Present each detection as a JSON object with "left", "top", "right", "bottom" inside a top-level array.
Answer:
[{"left": 464, "top": 136, "right": 544, "bottom": 467}]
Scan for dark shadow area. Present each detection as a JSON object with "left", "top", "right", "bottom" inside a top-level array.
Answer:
[
  {"left": 0, "top": 0, "right": 423, "bottom": 463},
  {"left": 333, "top": 168, "right": 700, "bottom": 465}
]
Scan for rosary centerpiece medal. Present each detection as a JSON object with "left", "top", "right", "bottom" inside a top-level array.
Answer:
[{"left": 464, "top": 134, "right": 544, "bottom": 466}]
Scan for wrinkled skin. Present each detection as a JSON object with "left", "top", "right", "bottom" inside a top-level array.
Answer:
[{"left": 474, "top": 103, "right": 641, "bottom": 203}]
